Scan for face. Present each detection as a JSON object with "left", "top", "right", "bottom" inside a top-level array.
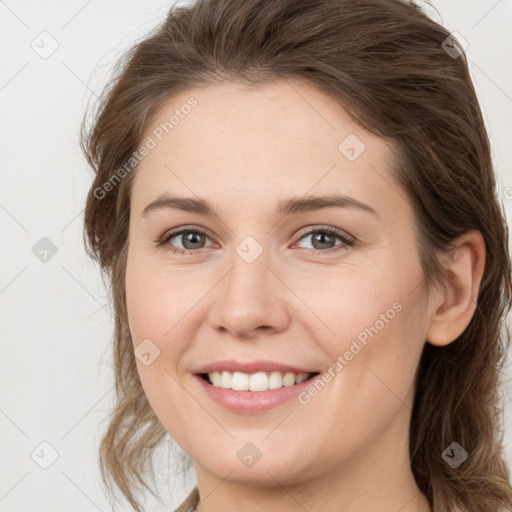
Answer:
[{"left": 125, "top": 80, "right": 431, "bottom": 487}]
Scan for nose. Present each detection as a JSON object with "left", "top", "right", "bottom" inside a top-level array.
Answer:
[{"left": 208, "top": 247, "right": 292, "bottom": 340}]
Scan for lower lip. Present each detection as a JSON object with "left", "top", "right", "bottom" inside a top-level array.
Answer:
[{"left": 194, "top": 374, "right": 320, "bottom": 413}]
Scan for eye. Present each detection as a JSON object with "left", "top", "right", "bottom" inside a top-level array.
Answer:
[
  {"left": 157, "top": 225, "right": 355, "bottom": 256},
  {"left": 294, "top": 226, "right": 355, "bottom": 254},
  {"left": 158, "top": 228, "right": 215, "bottom": 255}
]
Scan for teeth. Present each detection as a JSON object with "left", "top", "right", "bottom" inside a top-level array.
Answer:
[
  {"left": 295, "top": 372, "right": 310, "bottom": 384},
  {"left": 207, "top": 370, "right": 312, "bottom": 391},
  {"left": 232, "top": 371, "right": 249, "bottom": 391},
  {"left": 268, "top": 371, "right": 282, "bottom": 390},
  {"left": 249, "top": 371, "right": 268, "bottom": 391}
]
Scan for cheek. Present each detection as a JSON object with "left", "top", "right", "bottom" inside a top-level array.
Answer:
[
  {"left": 124, "top": 251, "right": 209, "bottom": 387},
  {"left": 297, "top": 282, "right": 427, "bottom": 464},
  {"left": 125, "top": 254, "right": 195, "bottom": 347},
  {"left": 303, "top": 256, "right": 427, "bottom": 405},
  {"left": 333, "top": 277, "right": 427, "bottom": 420},
  {"left": 125, "top": 255, "right": 202, "bottom": 444},
  {"left": 288, "top": 263, "right": 411, "bottom": 350}
]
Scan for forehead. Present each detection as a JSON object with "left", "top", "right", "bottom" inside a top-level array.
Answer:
[{"left": 130, "top": 80, "right": 404, "bottom": 221}]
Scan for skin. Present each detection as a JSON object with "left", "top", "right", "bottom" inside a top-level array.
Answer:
[{"left": 125, "top": 80, "right": 485, "bottom": 512}]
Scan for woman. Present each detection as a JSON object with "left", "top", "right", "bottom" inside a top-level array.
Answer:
[{"left": 81, "top": 0, "right": 512, "bottom": 511}]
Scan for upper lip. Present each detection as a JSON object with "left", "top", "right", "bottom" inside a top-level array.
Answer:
[{"left": 195, "top": 359, "right": 318, "bottom": 375}]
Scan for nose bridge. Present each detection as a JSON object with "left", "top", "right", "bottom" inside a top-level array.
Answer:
[
  {"left": 224, "top": 237, "right": 272, "bottom": 309},
  {"left": 209, "top": 234, "right": 291, "bottom": 338}
]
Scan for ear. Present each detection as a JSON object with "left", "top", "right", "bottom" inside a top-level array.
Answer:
[{"left": 426, "top": 229, "right": 486, "bottom": 347}]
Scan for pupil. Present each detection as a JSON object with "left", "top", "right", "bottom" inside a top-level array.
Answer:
[
  {"left": 183, "top": 231, "right": 204, "bottom": 249},
  {"left": 313, "top": 232, "right": 334, "bottom": 249}
]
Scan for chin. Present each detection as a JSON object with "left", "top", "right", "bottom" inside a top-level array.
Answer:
[{"left": 196, "top": 448, "right": 312, "bottom": 487}]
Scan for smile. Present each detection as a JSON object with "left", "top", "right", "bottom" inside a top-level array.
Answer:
[
  {"left": 194, "top": 370, "right": 321, "bottom": 413},
  {"left": 200, "top": 370, "right": 317, "bottom": 391}
]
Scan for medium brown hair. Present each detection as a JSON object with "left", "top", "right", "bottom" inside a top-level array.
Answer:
[{"left": 81, "top": 0, "right": 512, "bottom": 510}]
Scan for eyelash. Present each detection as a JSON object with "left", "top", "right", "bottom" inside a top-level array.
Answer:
[{"left": 156, "top": 226, "right": 355, "bottom": 256}]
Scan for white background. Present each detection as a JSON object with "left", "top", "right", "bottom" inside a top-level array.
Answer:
[{"left": 1, "top": 1, "right": 511, "bottom": 510}]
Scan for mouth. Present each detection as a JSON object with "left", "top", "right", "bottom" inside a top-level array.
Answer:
[
  {"left": 192, "top": 360, "right": 323, "bottom": 412},
  {"left": 198, "top": 370, "right": 321, "bottom": 392}
]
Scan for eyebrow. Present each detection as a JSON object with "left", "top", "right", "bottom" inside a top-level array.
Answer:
[{"left": 141, "top": 193, "right": 379, "bottom": 219}]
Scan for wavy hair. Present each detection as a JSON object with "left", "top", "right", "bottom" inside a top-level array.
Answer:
[{"left": 80, "top": 0, "right": 512, "bottom": 510}]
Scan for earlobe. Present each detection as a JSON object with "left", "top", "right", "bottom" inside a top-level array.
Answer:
[{"left": 426, "top": 229, "right": 486, "bottom": 347}]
